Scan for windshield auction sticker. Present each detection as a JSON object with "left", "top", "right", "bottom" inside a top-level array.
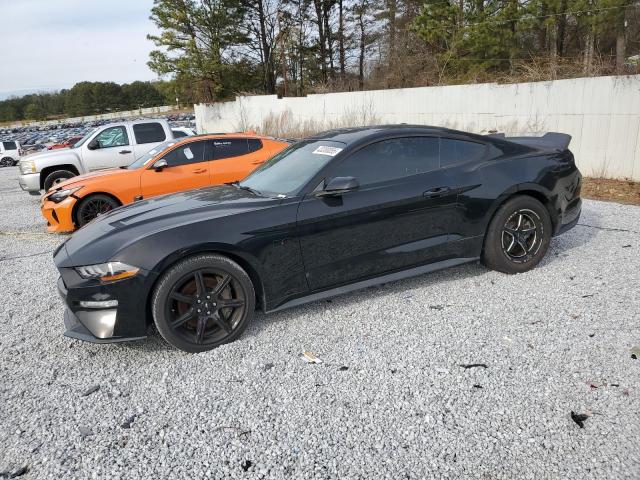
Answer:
[{"left": 312, "top": 145, "right": 343, "bottom": 156}]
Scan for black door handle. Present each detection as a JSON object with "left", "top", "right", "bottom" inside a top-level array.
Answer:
[
  {"left": 423, "top": 186, "right": 451, "bottom": 198},
  {"left": 119, "top": 150, "right": 132, "bottom": 154}
]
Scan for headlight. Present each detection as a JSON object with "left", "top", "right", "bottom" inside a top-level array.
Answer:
[
  {"left": 48, "top": 186, "right": 82, "bottom": 203},
  {"left": 20, "top": 160, "right": 36, "bottom": 174},
  {"left": 76, "top": 261, "right": 139, "bottom": 282}
]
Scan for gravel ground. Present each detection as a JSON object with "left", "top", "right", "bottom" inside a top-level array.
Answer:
[{"left": 0, "top": 166, "right": 638, "bottom": 480}]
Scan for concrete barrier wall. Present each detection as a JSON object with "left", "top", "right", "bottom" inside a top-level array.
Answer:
[
  {"left": 10, "top": 105, "right": 174, "bottom": 128},
  {"left": 195, "top": 75, "right": 640, "bottom": 180}
]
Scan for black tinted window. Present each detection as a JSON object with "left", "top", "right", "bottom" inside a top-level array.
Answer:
[
  {"left": 161, "top": 141, "right": 206, "bottom": 167},
  {"left": 332, "top": 137, "right": 439, "bottom": 186},
  {"left": 3, "top": 141, "right": 17, "bottom": 150},
  {"left": 440, "top": 138, "right": 486, "bottom": 167},
  {"left": 247, "top": 138, "right": 263, "bottom": 153},
  {"left": 133, "top": 123, "right": 166, "bottom": 144},
  {"left": 172, "top": 130, "right": 188, "bottom": 138},
  {"left": 213, "top": 138, "right": 249, "bottom": 160}
]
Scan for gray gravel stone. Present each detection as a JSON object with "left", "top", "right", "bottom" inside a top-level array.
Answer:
[{"left": 0, "top": 166, "right": 638, "bottom": 479}]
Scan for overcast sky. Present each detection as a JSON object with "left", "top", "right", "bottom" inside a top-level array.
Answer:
[{"left": 0, "top": 0, "right": 160, "bottom": 99}]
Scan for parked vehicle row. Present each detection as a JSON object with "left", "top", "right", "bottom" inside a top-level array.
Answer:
[
  {"left": 0, "top": 113, "right": 196, "bottom": 157},
  {"left": 41, "top": 133, "right": 290, "bottom": 232},
  {"left": 40, "top": 124, "right": 581, "bottom": 353},
  {"left": 18, "top": 119, "right": 188, "bottom": 193}
]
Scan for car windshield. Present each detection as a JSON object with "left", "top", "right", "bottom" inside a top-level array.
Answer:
[
  {"left": 238, "top": 139, "right": 345, "bottom": 197},
  {"left": 127, "top": 140, "right": 177, "bottom": 169},
  {"left": 72, "top": 128, "right": 97, "bottom": 148}
]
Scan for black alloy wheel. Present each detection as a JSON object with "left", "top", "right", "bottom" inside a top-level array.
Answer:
[
  {"left": 76, "top": 194, "right": 120, "bottom": 227},
  {"left": 482, "top": 195, "right": 552, "bottom": 274},
  {"left": 152, "top": 254, "right": 255, "bottom": 352},
  {"left": 0, "top": 157, "right": 13, "bottom": 167}
]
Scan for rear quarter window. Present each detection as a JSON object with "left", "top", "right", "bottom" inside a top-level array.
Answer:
[
  {"left": 247, "top": 138, "right": 263, "bottom": 153},
  {"left": 440, "top": 138, "right": 487, "bottom": 167},
  {"left": 133, "top": 123, "right": 166, "bottom": 144},
  {"left": 212, "top": 138, "right": 249, "bottom": 160},
  {"left": 3, "top": 141, "right": 17, "bottom": 150}
]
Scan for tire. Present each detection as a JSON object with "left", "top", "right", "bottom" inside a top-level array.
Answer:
[
  {"left": 0, "top": 157, "right": 12, "bottom": 167},
  {"left": 151, "top": 254, "right": 256, "bottom": 353},
  {"left": 75, "top": 194, "right": 120, "bottom": 227},
  {"left": 43, "top": 169, "right": 76, "bottom": 191},
  {"left": 481, "top": 195, "right": 552, "bottom": 274}
]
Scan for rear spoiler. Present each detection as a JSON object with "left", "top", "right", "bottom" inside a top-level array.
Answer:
[{"left": 488, "top": 132, "right": 571, "bottom": 151}]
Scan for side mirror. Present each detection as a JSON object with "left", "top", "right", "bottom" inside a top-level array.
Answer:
[
  {"left": 316, "top": 176, "right": 359, "bottom": 197},
  {"left": 153, "top": 158, "right": 168, "bottom": 172},
  {"left": 87, "top": 139, "right": 99, "bottom": 150}
]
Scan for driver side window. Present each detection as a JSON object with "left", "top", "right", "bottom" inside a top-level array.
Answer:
[
  {"left": 95, "top": 126, "right": 129, "bottom": 148},
  {"left": 161, "top": 141, "right": 207, "bottom": 167},
  {"left": 331, "top": 137, "right": 440, "bottom": 187}
]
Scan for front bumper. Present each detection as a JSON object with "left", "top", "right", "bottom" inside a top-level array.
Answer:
[
  {"left": 55, "top": 247, "right": 152, "bottom": 344},
  {"left": 18, "top": 172, "right": 40, "bottom": 193},
  {"left": 41, "top": 197, "right": 78, "bottom": 233}
]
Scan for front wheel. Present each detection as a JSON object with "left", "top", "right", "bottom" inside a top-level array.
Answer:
[
  {"left": 482, "top": 196, "right": 552, "bottom": 274},
  {"left": 75, "top": 194, "right": 120, "bottom": 227},
  {"left": 43, "top": 169, "right": 75, "bottom": 191},
  {"left": 151, "top": 254, "right": 255, "bottom": 353}
]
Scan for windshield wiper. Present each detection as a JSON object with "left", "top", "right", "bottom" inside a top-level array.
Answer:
[{"left": 228, "top": 181, "right": 263, "bottom": 196}]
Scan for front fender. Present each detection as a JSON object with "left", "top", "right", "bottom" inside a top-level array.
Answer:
[{"left": 31, "top": 150, "right": 83, "bottom": 173}]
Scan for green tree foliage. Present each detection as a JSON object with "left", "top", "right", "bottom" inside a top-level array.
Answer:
[
  {"left": 147, "top": 0, "right": 254, "bottom": 101},
  {"left": 0, "top": 81, "right": 172, "bottom": 122},
  {"left": 2, "top": 0, "right": 638, "bottom": 122},
  {"left": 413, "top": 0, "right": 639, "bottom": 79}
]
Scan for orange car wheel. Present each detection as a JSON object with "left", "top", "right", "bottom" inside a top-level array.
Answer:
[{"left": 75, "top": 194, "right": 121, "bottom": 227}]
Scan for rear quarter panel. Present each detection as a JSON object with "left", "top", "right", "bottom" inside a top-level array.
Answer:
[{"left": 449, "top": 151, "right": 558, "bottom": 242}]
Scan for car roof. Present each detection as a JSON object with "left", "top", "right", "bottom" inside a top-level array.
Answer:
[
  {"left": 186, "top": 132, "right": 286, "bottom": 141},
  {"left": 309, "top": 124, "right": 476, "bottom": 145}
]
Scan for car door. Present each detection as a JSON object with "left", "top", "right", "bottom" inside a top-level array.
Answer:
[
  {"left": 296, "top": 136, "right": 458, "bottom": 292},
  {"left": 139, "top": 140, "right": 210, "bottom": 199},
  {"left": 84, "top": 125, "right": 134, "bottom": 170},
  {"left": 205, "top": 137, "right": 267, "bottom": 185}
]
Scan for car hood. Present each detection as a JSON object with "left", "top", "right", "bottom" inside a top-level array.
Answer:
[
  {"left": 26, "top": 147, "right": 78, "bottom": 164},
  {"left": 59, "top": 185, "right": 281, "bottom": 266},
  {"left": 51, "top": 167, "right": 134, "bottom": 191}
]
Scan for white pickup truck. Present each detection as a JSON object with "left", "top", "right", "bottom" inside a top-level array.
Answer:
[{"left": 19, "top": 119, "right": 181, "bottom": 194}]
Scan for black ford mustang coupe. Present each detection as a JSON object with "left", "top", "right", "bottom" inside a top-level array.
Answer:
[{"left": 54, "top": 125, "right": 582, "bottom": 352}]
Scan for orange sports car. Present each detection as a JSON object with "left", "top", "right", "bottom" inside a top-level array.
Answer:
[{"left": 41, "top": 133, "right": 291, "bottom": 233}]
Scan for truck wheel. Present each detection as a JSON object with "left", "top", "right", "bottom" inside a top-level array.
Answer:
[{"left": 43, "top": 170, "right": 76, "bottom": 191}]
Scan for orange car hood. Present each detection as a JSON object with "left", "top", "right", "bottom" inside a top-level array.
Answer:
[{"left": 54, "top": 167, "right": 138, "bottom": 190}]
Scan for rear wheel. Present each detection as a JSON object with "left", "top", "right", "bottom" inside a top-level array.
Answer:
[
  {"left": 151, "top": 254, "right": 255, "bottom": 353},
  {"left": 482, "top": 196, "right": 552, "bottom": 274},
  {"left": 43, "top": 169, "right": 75, "bottom": 191},
  {"left": 0, "top": 157, "right": 12, "bottom": 167},
  {"left": 75, "top": 194, "right": 120, "bottom": 227}
]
